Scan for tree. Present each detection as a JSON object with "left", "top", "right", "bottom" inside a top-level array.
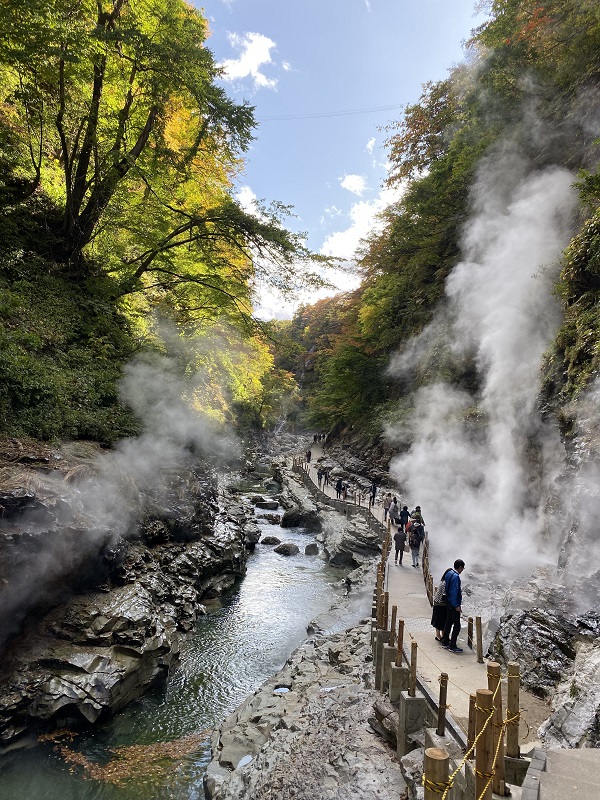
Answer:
[{"left": 0, "top": 0, "right": 328, "bottom": 317}]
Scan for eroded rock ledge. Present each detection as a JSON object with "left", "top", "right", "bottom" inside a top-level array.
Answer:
[
  {"left": 204, "top": 621, "right": 405, "bottom": 800},
  {"left": 0, "top": 438, "right": 252, "bottom": 746}
]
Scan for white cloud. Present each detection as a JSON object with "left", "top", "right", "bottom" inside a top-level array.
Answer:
[
  {"left": 236, "top": 184, "right": 258, "bottom": 212},
  {"left": 366, "top": 137, "right": 376, "bottom": 154},
  {"left": 320, "top": 185, "right": 404, "bottom": 261},
  {"left": 340, "top": 174, "right": 367, "bottom": 196},
  {"left": 219, "top": 32, "right": 278, "bottom": 90}
]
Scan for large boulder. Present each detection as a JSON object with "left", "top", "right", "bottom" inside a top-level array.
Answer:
[
  {"left": 280, "top": 507, "right": 322, "bottom": 531},
  {"left": 274, "top": 543, "right": 300, "bottom": 556}
]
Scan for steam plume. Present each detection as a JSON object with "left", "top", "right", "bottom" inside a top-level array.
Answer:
[{"left": 387, "top": 146, "right": 577, "bottom": 576}]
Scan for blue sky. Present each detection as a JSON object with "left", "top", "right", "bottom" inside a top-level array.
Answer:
[{"left": 196, "top": 0, "right": 488, "bottom": 316}]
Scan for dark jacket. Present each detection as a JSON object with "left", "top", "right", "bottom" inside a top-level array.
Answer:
[
  {"left": 393, "top": 530, "right": 406, "bottom": 549},
  {"left": 444, "top": 569, "right": 462, "bottom": 609},
  {"left": 399, "top": 509, "right": 410, "bottom": 525}
]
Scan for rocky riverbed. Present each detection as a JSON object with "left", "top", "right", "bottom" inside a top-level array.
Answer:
[{"left": 2, "top": 428, "right": 600, "bottom": 793}]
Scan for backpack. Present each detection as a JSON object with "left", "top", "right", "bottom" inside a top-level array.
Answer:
[
  {"left": 409, "top": 530, "right": 420, "bottom": 548},
  {"left": 433, "top": 580, "right": 447, "bottom": 606}
]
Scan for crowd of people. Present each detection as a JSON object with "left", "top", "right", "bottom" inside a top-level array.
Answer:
[
  {"left": 390, "top": 501, "right": 425, "bottom": 568},
  {"left": 303, "top": 447, "right": 468, "bottom": 655}
]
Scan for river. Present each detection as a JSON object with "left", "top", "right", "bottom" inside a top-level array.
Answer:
[{"left": 0, "top": 477, "right": 348, "bottom": 800}]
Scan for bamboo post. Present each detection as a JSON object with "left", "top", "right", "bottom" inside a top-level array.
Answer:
[
  {"left": 475, "top": 689, "right": 494, "bottom": 800},
  {"left": 476, "top": 616, "right": 484, "bottom": 663},
  {"left": 467, "top": 617, "right": 474, "bottom": 650},
  {"left": 487, "top": 661, "right": 505, "bottom": 796},
  {"left": 506, "top": 661, "right": 520, "bottom": 758},
  {"left": 409, "top": 641, "right": 418, "bottom": 697},
  {"left": 437, "top": 673, "right": 448, "bottom": 736},
  {"left": 423, "top": 747, "right": 450, "bottom": 800},
  {"left": 383, "top": 591, "right": 389, "bottom": 630},
  {"left": 395, "top": 619, "right": 404, "bottom": 666},
  {"left": 427, "top": 575, "right": 434, "bottom": 606},
  {"left": 467, "top": 693, "right": 476, "bottom": 759},
  {"left": 389, "top": 606, "right": 397, "bottom": 647}
]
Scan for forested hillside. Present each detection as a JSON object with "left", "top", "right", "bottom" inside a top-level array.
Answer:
[
  {"left": 276, "top": 0, "right": 600, "bottom": 444},
  {"left": 0, "top": 0, "right": 324, "bottom": 440}
]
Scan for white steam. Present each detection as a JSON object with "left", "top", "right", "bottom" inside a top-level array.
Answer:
[{"left": 387, "top": 148, "right": 577, "bottom": 577}]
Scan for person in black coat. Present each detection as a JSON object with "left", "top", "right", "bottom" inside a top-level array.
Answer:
[{"left": 393, "top": 527, "right": 406, "bottom": 565}]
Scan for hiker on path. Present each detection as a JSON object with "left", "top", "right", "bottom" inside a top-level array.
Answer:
[
  {"left": 411, "top": 505, "right": 425, "bottom": 525},
  {"left": 323, "top": 469, "right": 330, "bottom": 487},
  {"left": 369, "top": 481, "right": 377, "bottom": 507},
  {"left": 431, "top": 568, "right": 452, "bottom": 641},
  {"left": 383, "top": 492, "right": 392, "bottom": 521},
  {"left": 440, "top": 559, "right": 465, "bottom": 653},
  {"left": 398, "top": 505, "right": 410, "bottom": 532},
  {"left": 408, "top": 524, "right": 421, "bottom": 568},
  {"left": 393, "top": 526, "right": 407, "bottom": 565},
  {"left": 335, "top": 477, "right": 343, "bottom": 499},
  {"left": 389, "top": 497, "right": 400, "bottom": 527},
  {"left": 317, "top": 468, "right": 324, "bottom": 489},
  {"left": 306, "top": 449, "right": 311, "bottom": 464}
]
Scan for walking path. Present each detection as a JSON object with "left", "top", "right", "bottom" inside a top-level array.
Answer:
[{"left": 300, "top": 441, "right": 506, "bottom": 739}]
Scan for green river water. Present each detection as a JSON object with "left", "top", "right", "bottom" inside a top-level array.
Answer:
[{"left": 0, "top": 481, "right": 347, "bottom": 800}]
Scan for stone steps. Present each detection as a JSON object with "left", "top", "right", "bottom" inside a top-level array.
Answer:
[{"left": 525, "top": 748, "right": 600, "bottom": 800}]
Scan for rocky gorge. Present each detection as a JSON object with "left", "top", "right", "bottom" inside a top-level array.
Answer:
[{"left": 1, "top": 430, "right": 600, "bottom": 799}]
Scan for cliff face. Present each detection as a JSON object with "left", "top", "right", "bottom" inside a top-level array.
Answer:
[{"left": 0, "top": 438, "right": 250, "bottom": 745}]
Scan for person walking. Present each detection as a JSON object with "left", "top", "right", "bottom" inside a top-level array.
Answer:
[
  {"left": 431, "top": 568, "right": 452, "bottom": 641},
  {"left": 440, "top": 559, "right": 466, "bottom": 653},
  {"left": 408, "top": 525, "right": 421, "bottom": 568},
  {"left": 383, "top": 492, "right": 392, "bottom": 521},
  {"left": 317, "top": 468, "right": 323, "bottom": 489},
  {"left": 411, "top": 505, "right": 425, "bottom": 525},
  {"left": 389, "top": 497, "right": 400, "bottom": 527},
  {"left": 306, "top": 449, "right": 311, "bottom": 464},
  {"left": 369, "top": 481, "right": 377, "bottom": 507},
  {"left": 398, "top": 505, "right": 410, "bottom": 532},
  {"left": 335, "top": 477, "right": 343, "bottom": 499},
  {"left": 393, "top": 526, "right": 406, "bottom": 565}
]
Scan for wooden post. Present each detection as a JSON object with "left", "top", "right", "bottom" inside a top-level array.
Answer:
[
  {"left": 395, "top": 619, "right": 404, "bottom": 666},
  {"left": 475, "top": 689, "right": 494, "bottom": 800},
  {"left": 467, "top": 617, "right": 474, "bottom": 650},
  {"left": 383, "top": 591, "right": 389, "bottom": 630},
  {"left": 423, "top": 747, "right": 449, "bottom": 800},
  {"left": 427, "top": 575, "right": 434, "bottom": 606},
  {"left": 389, "top": 606, "right": 397, "bottom": 647},
  {"left": 437, "top": 673, "right": 448, "bottom": 736},
  {"left": 506, "top": 661, "right": 520, "bottom": 758},
  {"left": 467, "top": 693, "right": 476, "bottom": 759},
  {"left": 487, "top": 661, "right": 505, "bottom": 796},
  {"left": 409, "top": 641, "right": 418, "bottom": 697},
  {"left": 476, "top": 616, "right": 484, "bottom": 663}
]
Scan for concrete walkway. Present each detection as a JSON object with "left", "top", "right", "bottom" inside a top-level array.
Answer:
[{"left": 301, "top": 441, "right": 494, "bottom": 738}]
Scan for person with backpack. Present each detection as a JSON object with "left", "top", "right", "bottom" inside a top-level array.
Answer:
[
  {"left": 440, "top": 559, "right": 466, "bottom": 653},
  {"left": 411, "top": 505, "right": 425, "bottom": 525},
  {"left": 335, "top": 477, "right": 343, "bottom": 499},
  {"left": 431, "top": 568, "right": 452, "bottom": 641},
  {"left": 383, "top": 492, "right": 392, "bottom": 521},
  {"left": 409, "top": 524, "right": 421, "bottom": 568},
  {"left": 393, "top": 525, "right": 407, "bottom": 565}
]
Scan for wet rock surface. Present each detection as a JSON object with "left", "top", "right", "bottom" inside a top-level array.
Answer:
[{"left": 0, "top": 439, "right": 251, "bottom": 746}]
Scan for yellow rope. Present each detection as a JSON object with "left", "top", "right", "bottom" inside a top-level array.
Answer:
[{"left": 422, "top": 776, "right": 452, "bottom": 793}]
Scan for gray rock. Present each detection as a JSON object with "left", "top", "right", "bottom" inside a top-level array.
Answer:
[
  {"left": 304, "top": 542, "right": 319, "bottom": 555},
  {"left": 261, "top": 536, "right": 281, "bottom": 545},
  {"left": 273, "top": 543, "right": 300, "bottom": 556}
]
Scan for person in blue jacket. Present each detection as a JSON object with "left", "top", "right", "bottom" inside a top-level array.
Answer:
[{"left": 440, "top": 559, "right": 465, "bottom": 652}]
